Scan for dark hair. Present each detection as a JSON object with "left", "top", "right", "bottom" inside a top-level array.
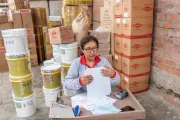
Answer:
[{"left": 80, "top": 35, "right": 99, "bottom": 50}]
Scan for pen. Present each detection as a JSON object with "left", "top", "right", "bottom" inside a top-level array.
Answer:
[{"left": 74, "top": 105, "right": 79, "bottom": 116}]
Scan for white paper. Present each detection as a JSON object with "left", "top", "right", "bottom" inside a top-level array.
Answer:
[{"left": 86, "top": 67, "right": 111, "bottom": 100}]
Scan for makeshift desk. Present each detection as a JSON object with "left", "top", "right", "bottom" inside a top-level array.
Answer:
[{"left": 53, "top": 88, "right": 146, "bottom": 120}]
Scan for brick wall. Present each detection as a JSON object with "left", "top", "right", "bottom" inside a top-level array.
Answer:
[{"left": 151, "top": 0, "right": 180, "bottom": 94}]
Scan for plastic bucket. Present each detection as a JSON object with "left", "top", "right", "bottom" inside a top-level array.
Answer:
[
  {"left": 43, "top": 59, "right": 54, "bottom": 66},
  {"left": 61, "top": 63, "right": 71, "bottom": 84},
  {"left": 43, "top": 86, "right": 61, "bottom": 107},
  {"left": 6, "top": 53, "right": 31, "bottom": 77},
  {"left": 10, "top": 74, "right": 34, "bottom": 98},
  {"left": 60, "top": 42, "right": 78, "bottom": 64},
  {"left": 41, "top": 64, "right": 61, "bottom": 89},
  {"left": 1, "top": 28, "right": 28, "bottom": 54},
  {"left": 13, "top": 91, "right": 36, "bottom": 117}
]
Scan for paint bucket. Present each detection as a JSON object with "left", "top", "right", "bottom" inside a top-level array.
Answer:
[
  {"left": 43, "top": 86, "right": 61, "bottom": 107},
  {"left": 13, "top": 91, "right": 36, "bottom": 117},
  {"left": 41, "top": 64, "right": 61, "bottom": 89},
  {"left": 6, "top": 53, "right": 31, "bottom": 77},
  {"left": 10, "top": 74, "right": 34, "bottom": 98},
  {"left": 43, "top": 59, "right": 54, "bottom": 66},
  {"left": 1, "top": 28, "right": 28, "bottom": 54},
  {"left": 60, "top": 42, "right": 78, "bottom": 64}
]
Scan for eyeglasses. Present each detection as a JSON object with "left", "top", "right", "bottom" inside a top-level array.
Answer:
[{"left": 84, "top": 47, "right": 98, "bottom": 53}]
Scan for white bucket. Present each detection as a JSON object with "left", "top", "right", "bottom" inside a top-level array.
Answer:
[
  {"left": 43, "top": 86, "right": 61, "bottom": 107},
  {"left": 60, "top": 42, "right": 78, "bottom": 64},
  {"left": 12, "top": 91, "right": 36, "bottom": 117},
  {"left": 1, "top": 28, "right": 28, "bottom": 54},
  {"left": 43, "top": 59, "right": 55, "bottom": 66},
  {"left": 63, "top": 86, "right": 73, "bottom": 97}
]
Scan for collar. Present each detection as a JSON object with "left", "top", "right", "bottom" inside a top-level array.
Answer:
[{"left": 80, "top": 55, "right": 101, "bottom": 68}]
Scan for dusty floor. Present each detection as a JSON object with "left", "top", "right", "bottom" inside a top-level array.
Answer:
[{"left": 0, "top": 66, "right": 180, "bottom": 120}]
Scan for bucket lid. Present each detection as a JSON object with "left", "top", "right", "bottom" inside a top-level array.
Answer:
[
  {"left": 43, "top": 86, "right": 62, "bottom": 93},
  {"left": 1, "top": 28, "right": 27, "bottom": 35},
  {"left": 43, "top": 59, "right": 55, "bottom": 66},
  {"left": 49, "top": 16, "right": 62, "bottom": 22},
  {"left": 60, "top": 42, "right": 78, "bottom": 49},
  {"left": 41, "top": 64, "right": 61, "bottom": 73},
  {"left": 10, "top": 74, "right": 32, "bottom": 82}
]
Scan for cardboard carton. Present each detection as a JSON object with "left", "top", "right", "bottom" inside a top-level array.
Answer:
[
  {"left": 48, "top": 26, "right": 74, "bottom": 44},
  {"left": 123, "top": 0, "right": 154, "bottom": 18},
  {"left": 12, "top": 10, "right": 23, "bottom": 28},
  {"left": 122, "top": 17, "right": 153, "bottom": 38},
  {"left": 30, "top": 54, "right": 38, "bottom": 66},
  {"left": 45, "top": 44, "right": 52, "bottom": 52},
  {"left": 0, "top": 36, "right": 4, "bottom": 47},
  {"left": 115, "top": 0, "right": 123, "bottom": 18},
  {"left": 110, "top": 33, "right": 114, "bottom": 55},
  {"left": 114, "top": 34, "right": 122, "bottom": 56},
  {"left": 29, "top": 47, "right": 37, "bottom": 55},
  {"left": 8, "top": 0, "right": 25, "bottom": 10},
  {"left": 27, "top": 34, "right": 36, "bottom": 45},
  {"left": 115, "top": 18, "right": 123, "bottom": 35},
  {"left": 0, "top": 15, "right": 8, "bottom": 24},
  {"left": 122, "top": 37, "right": 152, "bottom": 57},
  {"left": 121, "top": 56, "right": 151, "bottom": 77},
  {"left": 20, "top": 9, "right": 34, "bottom": 29},
  {"left": 90, "top": 31, "right": 110, "bottom": 44},
  {"left": 0, "top": 22, "right": 13, "bottom": 30},
  {"left": 0, "top": 49, "right": 9, "bottom": 72},
  {"left": 120, "top": 73, "right": 149, "bottom": 94},
  {"left": 114, "top": 54, "right": 121, "bottom": 73},
  {"left": 104, "top": 0, "right": 115, "bottom": 7},
  {"left": 100, "top": 7, "right": 114, "bottom": 33},
  {"left": 46, "top": 52, "right": 53, "bottom": 60}
]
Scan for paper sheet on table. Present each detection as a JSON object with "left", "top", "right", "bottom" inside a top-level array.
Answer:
[
  {"left": 86, "top": 67, "right": 111, "bottom": 100},
  {"left": 71, "top": 93, "right": 88, "bottom": 108}
]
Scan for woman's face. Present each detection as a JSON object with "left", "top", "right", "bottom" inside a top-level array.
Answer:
[{"left": 82, "top": 41, "right": 98, "bottom": 61}]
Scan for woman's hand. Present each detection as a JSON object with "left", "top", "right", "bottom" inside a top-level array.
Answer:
[
  {"left": 101, "top": 66, "right": 116, "bottom": 78},
  {"left": 80, "top": 75, "right": 93, "bottom": 86}
]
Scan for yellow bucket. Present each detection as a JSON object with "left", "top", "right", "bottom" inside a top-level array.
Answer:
[
  {"left": 6, "top": 54, "right": 31, "bottom": 77},
  {"left": 41, "top": 64, "right": 61, "bottom": 89},
  {"left": 61, "top": 64, "right": 71, "bottom": 84},
  {"left": 10, "top": 74, "right": 34, "bottom": 98}
]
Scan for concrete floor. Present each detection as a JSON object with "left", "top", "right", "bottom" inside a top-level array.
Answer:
[{"left": 0, "top": 66, "right": 180, "bottom": 120}]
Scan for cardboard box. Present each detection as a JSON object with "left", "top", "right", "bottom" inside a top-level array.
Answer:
[
  {"left": 123, "top": 0, "right": 154, "bottom": 18},
  {"left": 120, "top": 73, "right": 149, "bottom": 94},
  {"left": 104, "top": 0, "right": 115, "bottom": 7},
  {"left": 36, "top": 45, "right": 45, "bottom": 63},
  {"left": 29, "top": 47, "right": 37, "bottom": 55},
  {"left": 0, "top": 22, "right": 13, "bottom": 30},
  {"left": 46, "top": 52, "right": 53, "bottom": 60},
  {"left": 115, "top": 18, "right": 123, "bottom": 35},
  {"left": 114, "top": 34, "right": 122, "bottom": 56},
  {"left": 27, "top": 29, "right": 34, "bottom": 34},
  {"left": 48, "top": 26, "right": 74, "bottom": 44},
  {"left": 100, "top": 7, "right": 115, "bottom": 33},
  {"left": 30, "top": 54, "right": 38, "bottom": 66},
  {"left": 0, "top": 49, "right": 9, "bottom": 72},
  {"left": 122, "top": 17, "right": 153, "bottom": 38},
  {"left": 0, "top": 36, "right": 4, "bottom": 47},
  {"left": 8, "top": 0, "right": 25, "bottom": 10},
  {"left": 90, "top": 31, "right": 110, "bottom": 44},
  {"left": 115, "top": 0, "right": 123, "bottom": 18},
  {"left": 122, "top": 56, "right": 151, "bottom": 77},
  {"left": 12, "top": 10, "right": 23, "bottom": 28},
  {"left": 114, "top": 54, "right": 121, "bottom": 73},
  {"left": 27, "top": 34, "right": 36, "bottom": 45},
  {"left": 0, "top": 15, "right": 8, "bottom": 24},
  {"left": 20, "top": 9, "right": 34, "bottom": 29},
  {"left": 44, "top": 32, "right": 50, "bottom": 44},
  {"left": 110, "top": 33, "right": 114, "bottom": 55},
  {"left": 122, "top": 37, "right": 152, "bottom": 57},
  {"left": 45, "top": 44, "right": 52, "bottom": 51},
  {"left": 93, "top": 7, "right": 101, "bottom": 22}
]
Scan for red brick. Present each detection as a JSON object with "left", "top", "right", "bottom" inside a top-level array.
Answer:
[
  {"left": 176, "top": 15, "right": 180, "bottom": 21},
  {"left": 164, "top": 37, "right": 174, "bottom": 44},
  {"left": 154, "top": 55, "right": 164, "bottom": 63},
  {"left": 177, "top": 64, "right": 180, "bottom": 70},
  {"left": 154, "top": 36, "right": 163, "bottom": 43},
  {"left": 177, "top": 7, "right": 180, "bottom": 14},
  {"left": 168, "top": 30, "right": 180, "bottom": 37},
  {"left": 173, "top": 54, "right": 180, "bottom": 61},
  {"left": 169, "top": 15, "right": 177, "bottom": 22},
  {"left": 93, "top": 7, "right": 101, "bottom": 22},
  {"left": 155, "top": 28, "right": 168, "bottom": 36},
  {"left": 166, "top": 44, "right": 176, "bottom": 52},
  {"left": 176, "top": 22, "right": 180, "bottom": 30},
  {"left": 155, "top": 22, "right": 161, "bottom": 28},
  {"left": 155, "top": 7, "right": 163, "bottom": 13},
  {"left": 93, "top": 0, "right": 104, "bottom": 7},
  {"left": 156, "top": 14, "right": 167, "bottom": 21},
  {"left": 152, "top": 61, "right": 159, "bottom": 68},
  {"left": 171, "top": 68, "right": 180, "bottom": 76},
  {"left": 161, "top": 51, "right": 171, "bottom": 59},
  {"left": 172, "top": 0, "right": 180, "bottom": 6},
  {"left": 154, "top": 43, "right": 165, "bottom": 50},
  {"left": 175, "top": 39, "right": 180, "bottom": 46},
  {"left": 153, "top": 48, "right": 160, "bottom": 55},
  {"left": 163, "top": 7, "right": 177, "bottom": 14},
  {"left": 158, "top": 63, "right": 171, "bottom": 73},
  {"left": 158, "top": 0, "right": 171, "bottom": 6},
  {"left": 162, "top": 22, "right": 175, "bottom": 29},
  {"left": 165, "top": 59, "right": 176, "bottom": 67}
]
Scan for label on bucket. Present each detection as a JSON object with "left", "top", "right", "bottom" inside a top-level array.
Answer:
[{"left": 44, "top": 75, "right": 53, "bottom": 82}]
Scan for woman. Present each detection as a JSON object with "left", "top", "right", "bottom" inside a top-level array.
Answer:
[{"left": 63, "top": 35, "right": 120, "bottom": 95}]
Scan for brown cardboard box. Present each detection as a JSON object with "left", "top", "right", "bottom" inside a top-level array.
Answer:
[
  {"left": 90, "top": 31, "right": 110, "bottom": 44},
  {"left": 0, "top": 50, "right": 9, "bottom": 72},
  {"left": 115, "top": 18, "right": 123, "bottom": 35},
  {"left": 122, "top": 17, "right": 153, "bottom": 38},
  {"left": 29, "top": 47, "right": 37, "bottom": 55},
  {"left": 120, "top": 73, "right": 149, "bottom": 94},
  {"left": 12, "top": 10, "right": 23, "bottom": 28},
  {"left": 0, "top": 36, "right": 4, "bottom": 47},
  {"left": 48, "top": 26, "right": 74, "bottom": 44},
  {"left": 122, "top": 37, "right": 152, "bottom": 57},
  {"left": 27, "top": 34, "right": 36, "bottom": 45},
  {"left": 0, "top": 22, "right": 13, "bottom": 29},
  {"left": 36, "top": 45, "right": 45, "bottom": 62},
  {"left": 121, "top": 56, "right": 151, "bottom": 77},
  {"left": 100, "top": 7, "right": 115, "bottom": 33},
  {"left": 114, "top": 34, "right": 122, "bottom": 56},
  {"left": 115, "top": 0, "right": 123, "bottom": 18},
  {"left": 45, "top": 44, "right": 52, "bottom": 51},
  {"left": 114, "top": 54, "right": 121, "bottom": 73},
  {"left": 123, "top": 0, "right": 154, "bottom": 18},
  {"left": 104, "top": 0, "right": 115, "bottom": 7},
  {"left": 8, "top": 0, "right": 25, "bottom": 10},
  {"left": 20, "top": 9, "right": 34, "bottom": 29},
  {"left": 30, "top": 54, "right": 38, "bottom": 66},
  {"left": 27, "top": 29, "right": 34, "bottom": 34},
  {"left": 110, "top": 33, "right": 114, "bottom": 55},
  {"left": 0, "top": 15, "right": 8, "bottom": 24},
  {"left": 46, "top": 52, "right": 53, "bottom": 60},
  {"left": 44, "top": 32, "right": 50, "bottom": 44},
  {"left": 93, "top": 7, "right": 101, "bottom": 22}
]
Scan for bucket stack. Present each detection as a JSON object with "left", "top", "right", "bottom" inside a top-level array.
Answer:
[{"left": 1, "top": 28, "right": 36, "bottom": 117}]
